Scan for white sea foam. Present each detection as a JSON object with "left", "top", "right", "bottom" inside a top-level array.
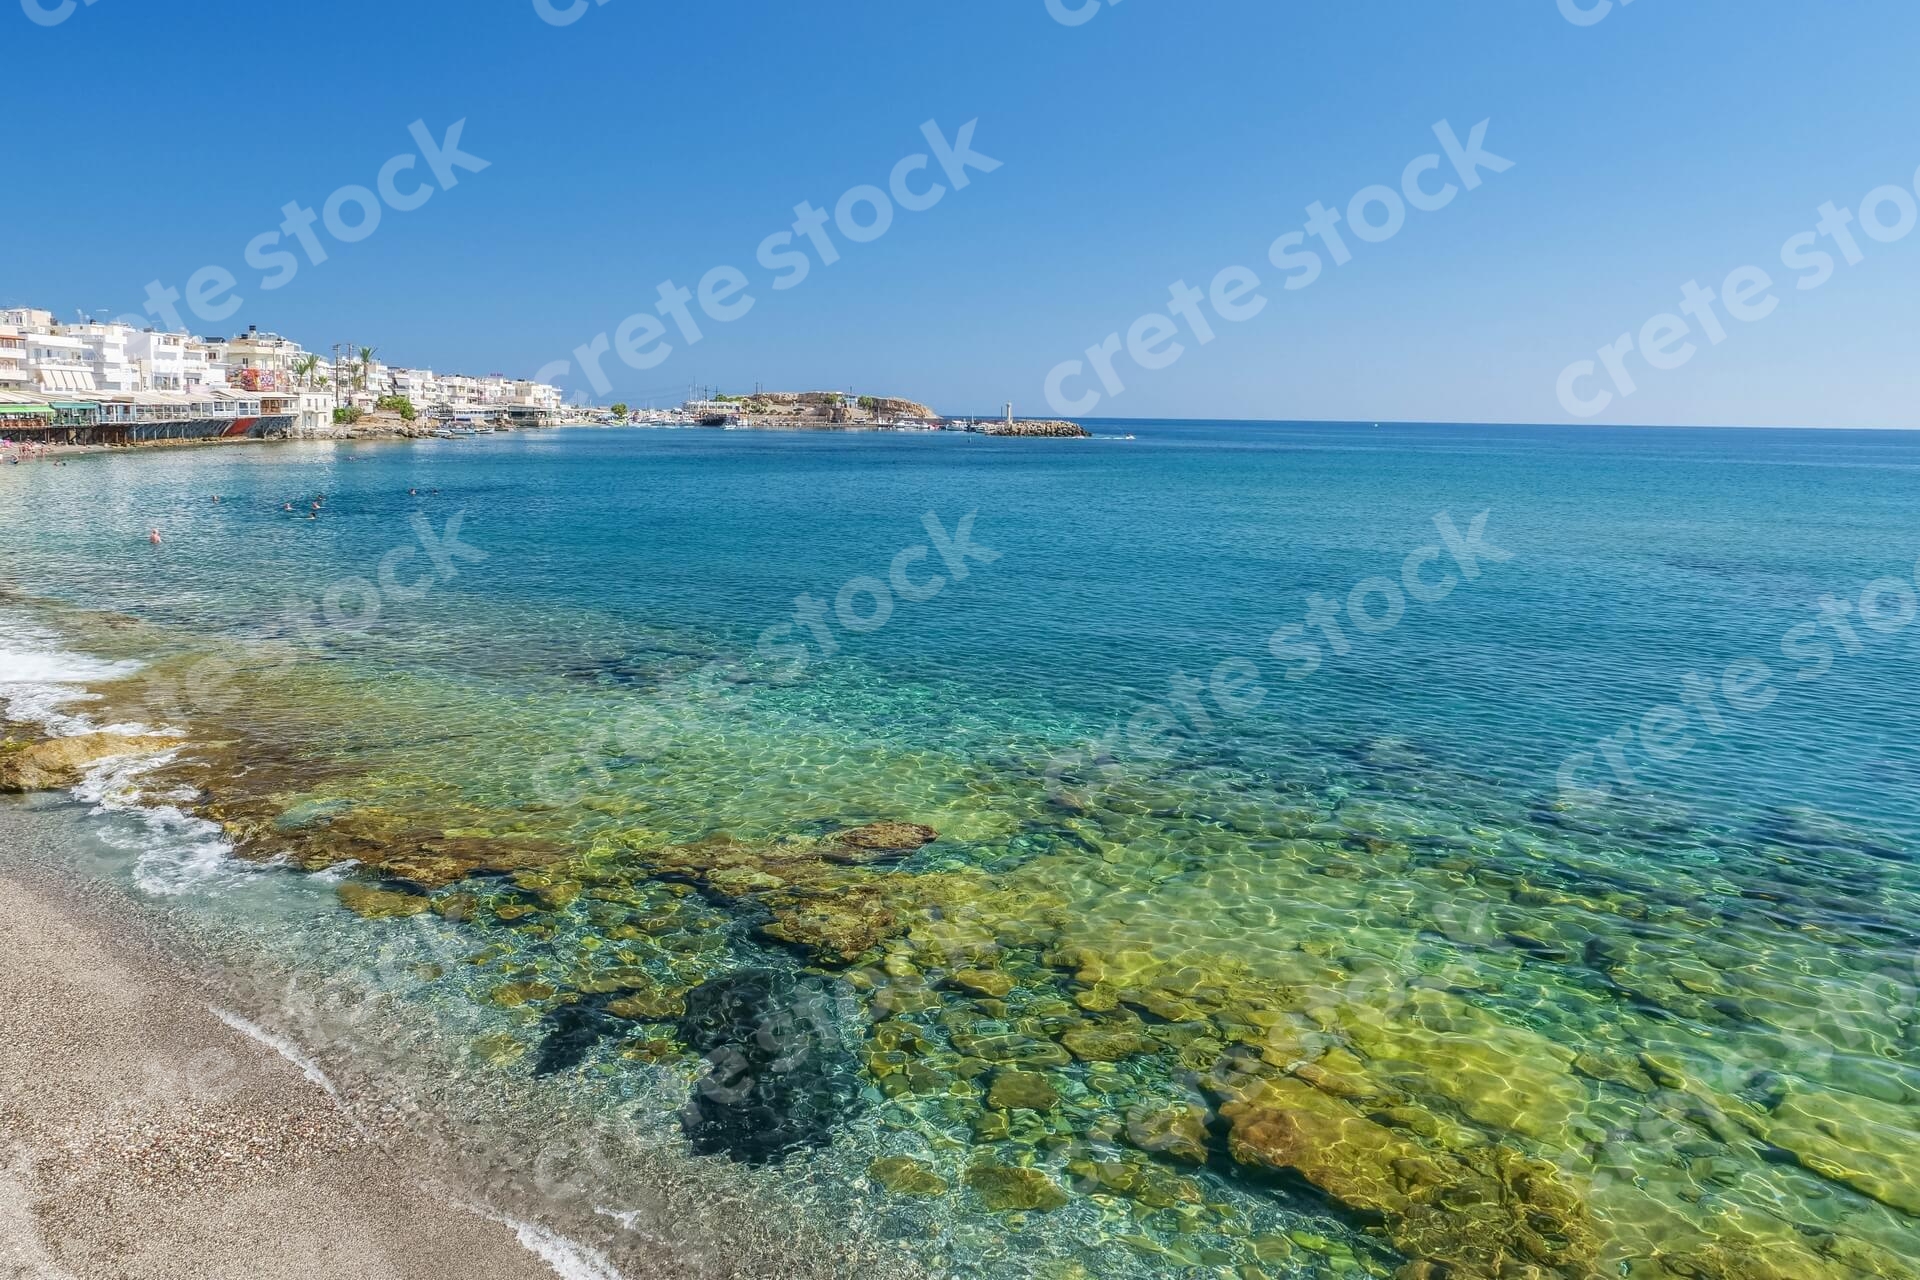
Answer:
[
  {"left": 208, "top": 1006, "right": 338, "bottom": 1096},
  {"left": 464, "top": 1205, "right": 627, "bottom": 1280},
  {"left": 593, "top": 1206, "right": 673, "bottom": 1249},
  {"left": 0, "top": 649, "right": 143, "bottom": 737},
  {"left": 0, "top": 612, "right": 145, "bottom": 737},
  {"left": 73, "top": 748, "right": 252, "bottom": 897},
  {"left": 0, "top": 611, "right": 247, "bottom": 896}
]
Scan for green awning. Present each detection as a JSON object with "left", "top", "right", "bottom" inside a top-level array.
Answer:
[
  {"left": 0, "top": 404, "right": 52, "bottom": 416},
  {"left": 49, "top": 401, "right": 95, "bottom": 411}
]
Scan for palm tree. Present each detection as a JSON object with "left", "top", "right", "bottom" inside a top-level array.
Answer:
[
  {"left": 293, "top": 354, "right": 321, "bottom": 388},
  {"left": 356, "top": 346, "right": 378, "bottom": 394}
]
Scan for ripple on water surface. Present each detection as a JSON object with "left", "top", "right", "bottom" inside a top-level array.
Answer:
[{"left": 3, "top": 426, "right": 1918, "bottom": 1280}]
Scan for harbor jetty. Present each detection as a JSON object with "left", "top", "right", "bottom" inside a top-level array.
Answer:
[{"left": 984, "top": 419, "right": 1091, "bottom": 438}]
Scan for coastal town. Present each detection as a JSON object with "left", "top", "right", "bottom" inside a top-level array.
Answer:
[
  {"left": 0, "top": 308, "right": 568, "bottom": 446},
  {"left": 0, "top": 306, "right": 1089, "bottom": 451}
]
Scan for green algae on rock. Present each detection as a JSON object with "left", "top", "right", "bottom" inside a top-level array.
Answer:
[
  {"left": 868, "top": 1156, "right": 950, "bottom": 1197},
  {"left": 1216, "top": 1072, "right": 1601, "bottom": 1276},
  {"left": 964, "top": 1162, "right": 1070, "bottom": 1212},
  {"left": 337, "top": 882, "right": 433, "bottom": 919},
  {"left": 987, "top": 1069, "right": 1059, "bottom": 1112}
]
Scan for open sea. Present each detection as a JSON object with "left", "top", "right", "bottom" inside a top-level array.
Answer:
[{"left": 2, "top": 422, "right": 1918, "bottom": 1280}]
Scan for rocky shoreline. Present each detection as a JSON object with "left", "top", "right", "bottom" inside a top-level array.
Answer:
[{"left": 7, "top": 595, "right": 1917, "bottom": 1280}]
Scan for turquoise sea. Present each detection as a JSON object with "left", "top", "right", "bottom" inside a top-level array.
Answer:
[{"left": 2, "top": 422, "right": 1918, "bottom": 1280}]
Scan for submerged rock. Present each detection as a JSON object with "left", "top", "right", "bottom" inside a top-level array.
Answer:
[
  {"left": 676, "top": 970, "right": 861, "bottom": 1163},
  {"left": 826, "top": 822, "right": 939, "bottom": 862},
  {"left": 868, "top": 1156, "right": 950, "bottom": 1197},
  {"left": 1060, "top": 1025, "right": 1157, "bottom": 1063},
  {"left": 987, "top": 1069, "right": 1059, "bottom": 1112},
  {"left": 337, "top": 883, "right": 432, "bottom": 919},
  {"left": 637, "top": 831, "right": 1066, "bottom": 967},
  {"left": 1217, "top": 1074, "right": 1600, "bottom": 1277},
  {"left": 950, "top": 968, "right": 1015, "bottom": 998},
  {"left": 1066, "top": 1155, "right": 1204, "bottom": 1208},
  {"left": 532, "top": 995, "right": 623, "bottom": 1076},
  {"left": 964, "top": 1162, "right": 1070, "bottom": 1211},
  {"left": 1755, "top": 1084, "right": 1920, "bottom": 1215},
  {"left": 1123, "top": 1101, "right": 1213, "bottom": 1164},
  {"left": 0, "top": 731, "right": 174, "bottom": 792}
]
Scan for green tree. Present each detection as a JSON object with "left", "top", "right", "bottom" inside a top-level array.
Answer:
[
  {"left": 293, "top": 353, "right": 321, "bottom": 388},
  {"left": 356, "top": 346, "right": 378, "bottom": 393},
  {"left": 375, "top": 395, "right": 417, "bottom": 421},
  {"left": 610, "top": 402, "right": 629, "bottom": 420}
]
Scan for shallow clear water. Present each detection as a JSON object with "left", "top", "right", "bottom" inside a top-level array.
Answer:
[{"left": 3, "top": 424, "right": 1918, "bottom": 1280}]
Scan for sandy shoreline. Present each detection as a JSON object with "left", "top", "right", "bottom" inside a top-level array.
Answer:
[{"left": 0, "top": 863, "right": 564, "bottom": 1280}]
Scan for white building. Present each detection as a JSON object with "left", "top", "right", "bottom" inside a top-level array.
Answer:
[
  {"left": 27, "top": 330, "right": 94, "bottom": 393},
  {"left": 508, "top": 379, "right": 563, "bottom": 413},
  {"left": 347, "top": 358, "right": 392, "bottom": 410},
  {"left": 125, "top": 330, "right": 189, "bottom": 392},
  {"left": 388, "top": 366, "right": 440, "bottom": 411},
  {"left": 0, "top": 325, "right": 28, "bottom": 393},
  {"left": 62, "top": 323, "right": 141, "bottom": 395},
  {"left": 296, "top": 389, "right": 335, "bottom": 437},
  {"left": 0, "top": 308, "right": 54, "bottom": 334},
  {"left": 183, "top": 339, "right": 227, "bottom": 393},
  {"left": 434, "top": 372, "right": 480, "bottom": 413}
]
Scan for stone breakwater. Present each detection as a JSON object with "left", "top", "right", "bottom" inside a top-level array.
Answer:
[{"left": 985, "top": 420, "right": 1090, "bottom": 437}]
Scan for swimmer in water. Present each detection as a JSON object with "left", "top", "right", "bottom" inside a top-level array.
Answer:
[{"left": 148, "top": 529, "right": 161, "bottom": 544}]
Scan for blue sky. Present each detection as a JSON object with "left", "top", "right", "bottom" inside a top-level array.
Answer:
[{"left": 7, "top": 0, "right": 1918, "bottom": 427}]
